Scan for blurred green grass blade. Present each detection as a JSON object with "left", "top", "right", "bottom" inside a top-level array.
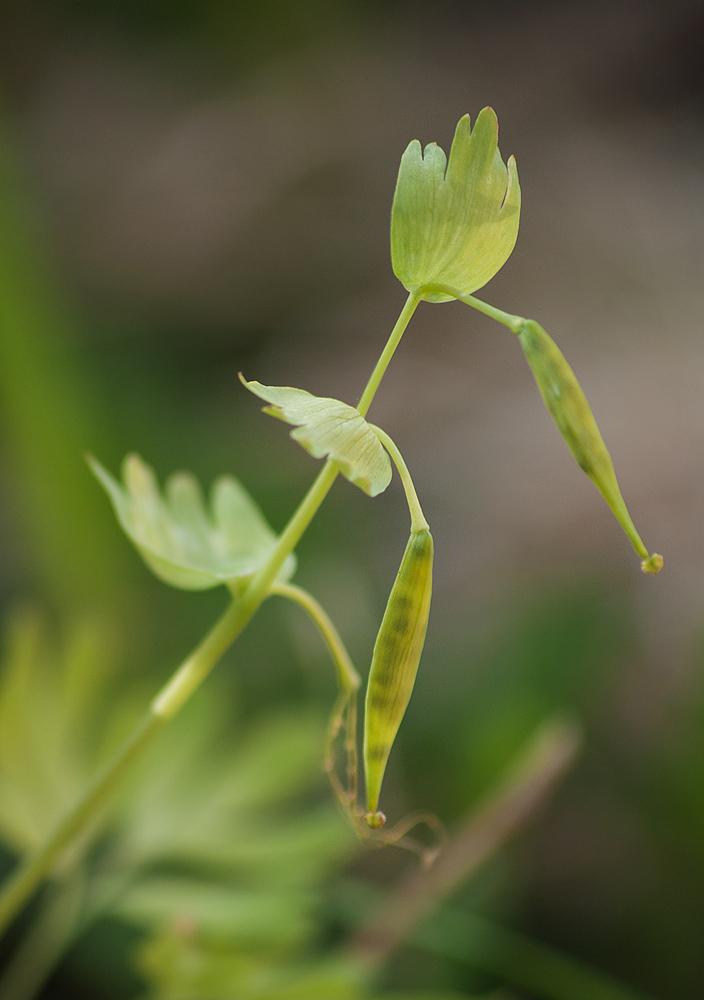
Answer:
[
  {"left": 414, "top": 907, "right": 654, "bottom": 1000},
  {"left": 138, "top": 925, "right": 369, "bottom": 1000},
  {"left": 0, "top": 108, "right": 127, "bottom": 607}
]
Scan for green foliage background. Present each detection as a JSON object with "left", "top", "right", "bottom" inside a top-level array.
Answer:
[{"left": 0, "top": 0, "right": 703, "bottom": 997}]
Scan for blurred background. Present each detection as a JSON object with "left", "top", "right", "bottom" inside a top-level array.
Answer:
[{"left": 0, "top": 0, "right": 703, "bottom": 997}]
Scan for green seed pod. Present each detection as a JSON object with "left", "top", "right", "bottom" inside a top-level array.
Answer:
[
  {"left": 364, "top": 528, "right": 434, "bottom": 826},
  {"left": 518, "top": 319, "right": 662, "bottom": 574}
]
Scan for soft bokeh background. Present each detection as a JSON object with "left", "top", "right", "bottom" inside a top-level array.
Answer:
[{"left": 1, "top": 0, "right": 703, "bottom": 997}]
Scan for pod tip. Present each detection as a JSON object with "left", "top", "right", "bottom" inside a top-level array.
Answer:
[
  {"left": 364, "top": 810, "right": 386, "bottom": 830},
  {"left": 641, "top": 553, "right": 664, "bottom": 575}
]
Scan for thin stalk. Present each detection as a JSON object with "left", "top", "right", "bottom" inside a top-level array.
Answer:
[
  {"left": 423, "top": 283, "right": 525, "bottom": 334},
  {"left": 368, "top": 425, "right": 428, "bottom": 533},
  {"left": 151, "top": 461, "right": 340, "bottom": 720},
  {"left": 0, "top": 712, "right": 160, "bottom": 937},
  {"left": 268, "top": 582, "right": 360, "bottom": 694},
  {"left": 0, "top": 291, "right": 422, "bottom": 937},
  {"left": 270, "top": 581, "right": 361, "bottom": 823},
  {"left": 356, "top": 291, "right": 423, "bottom": 416}
]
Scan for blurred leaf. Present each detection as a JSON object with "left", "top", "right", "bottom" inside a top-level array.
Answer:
[
  {"left": 116, "top": 703, "right": 353, "bottom": 879},
  {"left": 117, "top": 877, "right": 314, "bottom": 948},
  {"left": 90, "top": 453, "right": 296, "bottom": 592},
  {"left": 138, "top": 925, "right": 369, "bottom": 999},
  {"left": 138, "top": 926, "right": 263, "bottom": 999},
  {"left": 0, "top": 609, "right": 114, "bottom": 853},
  {"left": 240, "top": 379, "right": 392, "bottom": 497},
  {"left": 138, "top": 918, "right": 482, "bottom": 1000}
]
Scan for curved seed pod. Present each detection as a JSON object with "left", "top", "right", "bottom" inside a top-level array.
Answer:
[
  {"left": 364, "top": 528, "right": 434, "bottom": 827},
  {"left": 518, "top": 320, "right": 662, "bottom": 574}
]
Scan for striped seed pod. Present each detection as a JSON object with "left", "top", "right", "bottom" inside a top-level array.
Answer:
[
  {"left": 518, "top": 319, "right": 662, "bottom": 574},
  {"left": 363, "top": 527, "right": 434, "bottom": 828}
]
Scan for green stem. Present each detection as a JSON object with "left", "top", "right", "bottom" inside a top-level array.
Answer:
[
  {"left": 423, "top": 283, "right": 525, "bottom": 334},
  {"left": 0, "top": 712, "right": 161, "bottom": 938},
  {"left": 0, "top": 291, "right": 423, "bottom": 938},
  {"left": 356, "top": 290, "right": 423, "bottom": 416},
  {"left": 368, "top": 425, "right": 428, "bottom": 533},
  {"left": 0, "top": 464, "right": 341, "bottom": 936},
  {"left": 151, "top": 461, "right": 340, "bottom": 721},
  {"left": 149, "top": 597, "right": 248, "bottom": 720},
  {"left": 268, "top": 582, "right": 360, "bottom": 694},
  {"left": 269, "top": 581, "right": 362, "bottom": 822}
]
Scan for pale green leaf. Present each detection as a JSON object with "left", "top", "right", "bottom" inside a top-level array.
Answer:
[
  {"left": 89, "top": 454, "right": 295, "bottom": 591},
  {"left": 391, "top": 107, "right": 520, "bottom": 301},
  {"left": 241, "top": 378, "right": 392, "bottom": 497}
]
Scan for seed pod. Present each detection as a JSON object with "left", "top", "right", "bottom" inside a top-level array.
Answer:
[
  {"left": 364, "top": 528, "right": 434, "bottom": 827},
  {"left": 518, "top": 319, "right": 662, "bottom": 574}
]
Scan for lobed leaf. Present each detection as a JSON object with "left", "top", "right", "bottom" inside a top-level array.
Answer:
[
  {"left": 240, "top": 378, "right": 392, "bottom": 497},
  {"left": 391, "top": 107, "right": 520, "bottom": 301},
  {"left": 89, "top": 454, "right": 295, "bottom": 591}
]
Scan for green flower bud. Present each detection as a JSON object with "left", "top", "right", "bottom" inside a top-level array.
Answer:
[{"left": 391, "top": 107, "right": 520, "bottom": 302}]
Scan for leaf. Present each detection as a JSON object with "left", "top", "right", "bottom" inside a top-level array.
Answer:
[
  {"left": 0, "top": 612, "right": 114, "bottom": 853},
  {"left": 138, "top": 928, "right": 368, "bottom": 999},
  {"left": 89, "top": 454, "right": 296, "bottom": 592},
  {"left": 240, "top": 378, "right": 392, "bottom": 497},
  {"left": 116, "top": 877, "right": 314, "bottom": 948},
  {"left": 118, "top": 706, "right": 354, "bottom": 883},
  {"left": 391, "top": 107, "right": 520, "bottom": 301}
]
